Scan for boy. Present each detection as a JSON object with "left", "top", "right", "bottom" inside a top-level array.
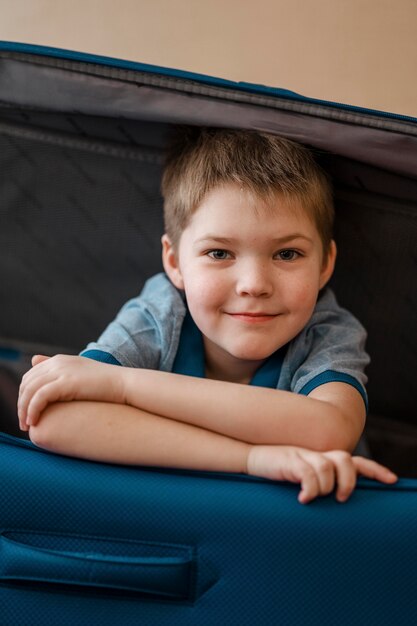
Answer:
[{"left": 17, "top": 128, "right": 397, "bottom": 503}]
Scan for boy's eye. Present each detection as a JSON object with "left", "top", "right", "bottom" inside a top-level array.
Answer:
[
  {"left": 276, "top": 249, "right": 299, "bottom": 261},
  {"left": 207, "top": 249, "right": 231, "bottom": 260}
]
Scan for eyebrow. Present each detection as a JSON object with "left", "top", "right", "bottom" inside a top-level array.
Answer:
[{"left": 195, "top": 234, "right": 314, "bottom": 245}]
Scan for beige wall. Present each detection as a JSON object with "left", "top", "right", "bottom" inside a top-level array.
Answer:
[{"left": 1, "top": 0, "right": 416, "bottom": 117}]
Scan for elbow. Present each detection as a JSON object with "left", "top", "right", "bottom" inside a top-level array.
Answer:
[
  {"left": 29, "top": 403, "right": 64, "bottom": 451},
  {"left": 315, "top": 431, "right": 353, "bottom": 453},
  {"left": 315, "top": 409, "right": 365, "bottom": 453}
]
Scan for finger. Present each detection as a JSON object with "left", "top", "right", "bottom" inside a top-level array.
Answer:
[
  {"left": 352, "top": 457, "right": 398, "bottom": 483},
  {"left": 17, "top": 404, "right": 29, "bottom": 432},
  {"left": 31, "top": 354, "right": 51, "bottom": 367},
  {"left": 302, "top": 451, "right": 336, "bottom": 497},
  {"left": 17, "top": 384, "right": 30, "bottom": 428},
  {"left": 325, "top": 451, "right": 357, "bottom": 502},
  {"left": 17, "top": 402, "right": 28, "bottom": 428},
  {"left": 18, "top": 365, "right": 55, "bottom": 421},
  {"left": 268, "top": 450, "right": 320, "bottom": 505},
  {"left": 18, "top": 372, "right": 42, "bottom": 424},
  {"left": 26, "top": 382, "right": 62, "bottom": 426},
  {"left": 20, "top": 362, "right": 48, "bottom": 398},
  {"left": 19, "top": 371, "right": 58, "bottom": 424},
  {"left": 296, "top": 461, "right": 321, "bottom": 504}
]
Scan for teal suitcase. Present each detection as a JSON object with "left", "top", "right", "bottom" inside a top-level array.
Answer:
[{"left": 0, "top": 42, "right": 416, "bottom": 624}]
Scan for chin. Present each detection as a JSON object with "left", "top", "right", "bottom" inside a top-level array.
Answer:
[{"left": 228, "top": 345, "right": 276, "bottom": 362}]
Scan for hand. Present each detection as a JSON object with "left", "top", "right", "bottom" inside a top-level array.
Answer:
[
  {"left": 18, "top": 354, "right": 126, "bottom": 430},
  {"left": 247, "top": 445, "right": 398, "bottom": 504}
]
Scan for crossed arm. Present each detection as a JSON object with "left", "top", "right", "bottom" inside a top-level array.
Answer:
[{"left": 17, "top": 355, "right": 397, "bottom": 503}]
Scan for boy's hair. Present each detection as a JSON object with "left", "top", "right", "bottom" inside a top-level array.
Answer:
[{"left": 161, "top": 127, "right": 334, "bottom": 257}]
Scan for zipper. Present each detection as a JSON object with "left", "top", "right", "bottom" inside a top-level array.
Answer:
[{"left": 0, "top": 40, "right": 416, "bottom": 126}]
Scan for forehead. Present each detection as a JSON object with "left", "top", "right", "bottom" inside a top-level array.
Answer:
[{"left": 186, "top": 183, "right": 317, "bottom": 235}]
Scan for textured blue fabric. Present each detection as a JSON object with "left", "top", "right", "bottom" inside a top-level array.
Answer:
[{"left": 1, "top": 431, "right": 417, "bottom": 626}]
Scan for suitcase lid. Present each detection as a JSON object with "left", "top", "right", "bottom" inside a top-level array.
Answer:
[
  {"left": 0, "top": 41, "right": 416, "bottom": 178},
  {"left": 0, "top": 40, "right": 415, "bottom": 123}
]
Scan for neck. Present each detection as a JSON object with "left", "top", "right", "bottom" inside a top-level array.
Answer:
[{"left": 203, "top": 340, "right": 264, "bottom": 385}]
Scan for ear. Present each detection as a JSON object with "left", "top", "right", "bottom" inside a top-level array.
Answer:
[
  {"left": 319, "top": 239, "right": 337, "bottom": 290},
  {"left": 161, "top": 234, "right": 185, "bottom": 290}
]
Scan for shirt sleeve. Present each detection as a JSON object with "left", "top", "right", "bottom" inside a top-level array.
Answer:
[
  {"left": 79, "top": 273, "right": 187, "bottom": 371},
  {"left": 279, "top": 289, "right": 370, "bottom": 410}
]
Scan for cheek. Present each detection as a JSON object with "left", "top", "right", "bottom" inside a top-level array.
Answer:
[
  {"left": 284, "top": 275, "right": 321, "bottom": 312},
  {"left": 183, "top": 273, "right": 223, "bottom": 313}
]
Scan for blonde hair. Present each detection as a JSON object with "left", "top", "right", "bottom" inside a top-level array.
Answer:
[{"left": 161, "top": 127, "right": 334, "bottom": 257}]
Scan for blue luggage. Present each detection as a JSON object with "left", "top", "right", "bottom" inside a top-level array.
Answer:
[
  {"left": 0, "top": 42, "right": 417, "bottom": 624},
  {"left": 2, "top": 431, "right": 417, "bottom": 625}
]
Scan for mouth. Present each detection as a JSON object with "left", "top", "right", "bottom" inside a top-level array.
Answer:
[{"left": 226, "top": 312, "right": 278, "bottom": 323}]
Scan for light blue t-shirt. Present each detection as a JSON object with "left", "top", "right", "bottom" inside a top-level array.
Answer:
[{"left": 80, "top": 272, "right": 369, "bottom": 409}]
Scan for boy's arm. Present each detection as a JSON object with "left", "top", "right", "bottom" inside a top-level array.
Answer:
[
  {"left": 19, "top": 355, "right": 364, "bottom": 452},
  {"left": 29, "top": 400, "right": 250, "bottom": 473},
  {"left": 122, "top": 368, "right": 365, "bottom": 452},
  {"left": 29, "top": 400, "right": 396, "bottom": 505}
]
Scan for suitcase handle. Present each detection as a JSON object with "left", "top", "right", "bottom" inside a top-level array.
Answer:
[{"left": 0, "top": 533, "right": 195, "bottom": 599}]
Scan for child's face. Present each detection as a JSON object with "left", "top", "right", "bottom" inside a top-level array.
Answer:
[{"left": 162, "top": 184, "right": 336, "bottom": 383}]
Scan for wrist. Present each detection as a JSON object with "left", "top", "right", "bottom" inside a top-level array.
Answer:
[
  {"left": 123, "top": 367, "right": 158, "bottom": 409},
  {"left": 118, "top": 366, "right": 134, "bottom": 406},
  {"left": 246, "top": 444, "right": 290, "bottom": 480},
  {"left": 220, "top": 440, "right": 251, "bottom": 475}
]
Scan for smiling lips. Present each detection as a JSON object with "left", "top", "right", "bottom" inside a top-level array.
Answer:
[{"left": 226, "top": 312, "right": 278, "bottom": 323}]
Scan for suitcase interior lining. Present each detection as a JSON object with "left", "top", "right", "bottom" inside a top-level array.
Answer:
[{"left": 0, "top": 55, "right": 416, "bottom": 476}]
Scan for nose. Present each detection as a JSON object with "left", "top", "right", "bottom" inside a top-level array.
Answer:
[{"left": 235, "top": 259, "right": 273, "bottom": 298}]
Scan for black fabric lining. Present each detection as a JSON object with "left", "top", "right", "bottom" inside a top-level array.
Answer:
[
  {"left": 0, "top": 118, "right": 164, "bottom": 163},
  {"left": 0, "top": 127, "right": 165, "bottom": 349},
  {"left": 336, "top": 187, "right": 417, "bottom": 219},
  {"left": 330, "top": 186, "right": 417, "bottom": 422}
]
